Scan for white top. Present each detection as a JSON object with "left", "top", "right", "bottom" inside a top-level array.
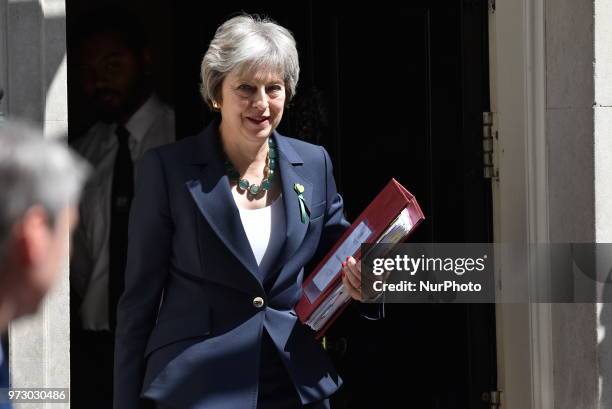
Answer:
[
  {"left": 70, "top": 95, "right": 176, "bottom": 331},
  {"left": 236, "top": 193, "right": 286, "bottom": 275}
]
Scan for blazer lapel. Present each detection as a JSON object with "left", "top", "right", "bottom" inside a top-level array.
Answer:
[
  {"left": 274, "top": 132, "right": 313, "bottom": 270},
  {"left": 185, "top": 123, "right": 262, "bottom": 284}
]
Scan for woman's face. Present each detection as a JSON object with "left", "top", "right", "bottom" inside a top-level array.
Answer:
[{"left": 217, "top": 69, "right": 286, "bottom": 143}]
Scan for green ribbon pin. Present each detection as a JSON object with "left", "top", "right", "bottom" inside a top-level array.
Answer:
[{"left": 293, "top": 183, "right": 310, "bottom": 223}]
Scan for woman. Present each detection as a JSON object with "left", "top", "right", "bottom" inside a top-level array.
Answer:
[{"left": 113, "top": 14, "right": 382, "bottom": 409}]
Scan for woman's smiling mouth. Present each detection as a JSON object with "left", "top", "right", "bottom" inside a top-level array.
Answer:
[{"left": 246, "top": 116, "right": 271, "bottom": 126}]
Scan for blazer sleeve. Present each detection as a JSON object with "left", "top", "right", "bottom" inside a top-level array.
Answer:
[
  {"left": 312, "top": 146, "right": 384, "bottom": 321},
  {"left": 114, "top": 149, "right": 173, "bottom": 409}
]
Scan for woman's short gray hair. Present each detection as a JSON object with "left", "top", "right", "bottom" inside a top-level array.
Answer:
[{"left": 200, "top": 14, "right": 300, "bottom": 110}]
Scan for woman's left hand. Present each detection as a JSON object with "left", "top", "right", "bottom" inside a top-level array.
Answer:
[{"left": 341, "top": 256, "right": 362, "bottom": 301}]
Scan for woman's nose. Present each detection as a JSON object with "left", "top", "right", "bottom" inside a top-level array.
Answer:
[{"left": 252, "top": 87, "right": 269, "bottom": 110}]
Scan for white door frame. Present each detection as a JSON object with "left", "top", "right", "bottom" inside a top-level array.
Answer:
[{"left": 490, "top": 0, "right": 554, "bottom": 408}]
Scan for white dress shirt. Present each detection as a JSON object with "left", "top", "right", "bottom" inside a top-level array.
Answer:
[{"left": 71, "top": 95, "right": 175, "bottom": 331}]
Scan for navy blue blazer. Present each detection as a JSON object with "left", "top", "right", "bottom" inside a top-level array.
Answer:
[{"left": 113, "top": 121, "right": 383, "bottom": 409}]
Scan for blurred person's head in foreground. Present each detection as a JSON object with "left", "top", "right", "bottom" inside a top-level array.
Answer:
[
  {"left": 71, "top": 8, "right": 152, "bottom": 124},
  {"left": 0, "top": 122, "right": 90, "bottom": 330}
]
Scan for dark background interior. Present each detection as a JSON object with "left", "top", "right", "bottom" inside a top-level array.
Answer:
[{"left": 67, "top": 1, "right": 496, "bottom": 408}]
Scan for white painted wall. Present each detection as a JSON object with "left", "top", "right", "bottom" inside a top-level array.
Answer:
[{"left": 494, "top": 0, "right": 612, "bottom": 408}]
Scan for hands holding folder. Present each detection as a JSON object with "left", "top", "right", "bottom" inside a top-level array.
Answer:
[
  {"left": 341, "top": 256, "right": 363, "bottom": 301},
  {"left": 295, "top": 178, "right": 425, "bottom": 339}
]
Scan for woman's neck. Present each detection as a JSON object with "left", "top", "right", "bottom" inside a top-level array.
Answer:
[{"left": 219, "top": 122, "right": 269, "bottom": 175}]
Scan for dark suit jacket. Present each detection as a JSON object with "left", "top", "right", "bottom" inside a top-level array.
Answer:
[{"left": 113, "top": 121, "right": 383, "bottom": 409}]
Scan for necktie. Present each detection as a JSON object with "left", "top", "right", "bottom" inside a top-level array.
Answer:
[{"left": 108, "top": 125, "right": 134, "bottom": 331}]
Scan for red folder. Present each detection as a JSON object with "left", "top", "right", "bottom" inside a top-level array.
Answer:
[{"left": 295, "top": 178, "right": 425, "bottom": 339}]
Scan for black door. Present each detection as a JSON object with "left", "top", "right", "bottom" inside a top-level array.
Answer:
[
  {"left": 175, "top": 2, "right": 495, "bottom": 408},
  {"left": 300, "top": 4, "right": 496, "bottom": 409}
]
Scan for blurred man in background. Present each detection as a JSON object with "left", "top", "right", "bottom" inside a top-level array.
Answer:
[
  {"left": 0, "top": 121, "right": 89, "bottom": 408},
  {"left": 0, "top": 121, "right": 89, "bottom": 330}
]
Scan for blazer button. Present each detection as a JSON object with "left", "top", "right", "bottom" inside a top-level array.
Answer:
[{"left": 253, "top": 297, "right": 265, "bottom": 308}]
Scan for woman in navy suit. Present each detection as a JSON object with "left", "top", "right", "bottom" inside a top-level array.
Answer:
[{"left": 113, "top": 14, "right": 382, "bottom": 409}]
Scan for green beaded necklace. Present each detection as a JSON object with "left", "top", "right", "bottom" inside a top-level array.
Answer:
[{"left": 224, "top": 137, "right": 277, "bottom": 196}]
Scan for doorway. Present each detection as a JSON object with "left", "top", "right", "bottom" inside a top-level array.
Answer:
[{"left": 66, "top": 1, "right": 496, "bottom": 407}]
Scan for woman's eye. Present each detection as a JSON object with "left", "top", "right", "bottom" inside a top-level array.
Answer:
[
  {"left": 267, "top": 85, "right": 283, "bottom": 93},
  {"left": 237, "top": 84, "right": 253, "bottom": 92}
]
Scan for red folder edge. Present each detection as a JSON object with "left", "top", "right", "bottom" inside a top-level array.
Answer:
[{"left": 295, "top": 178, "right": 425, "bottom": 339}]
